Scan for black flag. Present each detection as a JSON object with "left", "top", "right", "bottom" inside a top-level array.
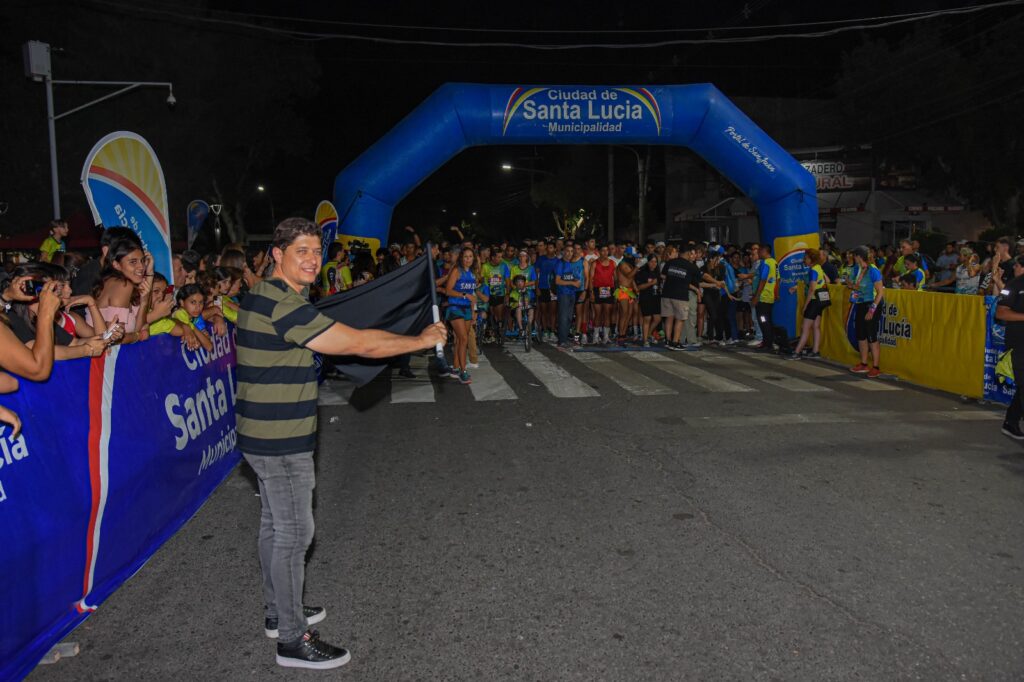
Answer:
[{"left": 313, "top": 252, "right": 435, "bottom": 386}]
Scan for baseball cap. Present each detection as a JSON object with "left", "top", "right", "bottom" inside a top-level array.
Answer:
[{"left": 655, "top": 241, "right": 666, "bottom": 247}]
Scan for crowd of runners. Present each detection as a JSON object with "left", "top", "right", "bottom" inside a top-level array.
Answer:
[{"left": 428, "top": 236, "right": 844, "bottom": 385}]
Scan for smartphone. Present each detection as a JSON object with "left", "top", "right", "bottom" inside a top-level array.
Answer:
[
  {"left": 102, "top": 323, "right": 120, "bottom": 341},
  {"left": 22, "top": 280, "right": 45, "bottom": 296}
]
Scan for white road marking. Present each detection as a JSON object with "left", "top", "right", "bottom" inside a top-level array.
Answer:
[
  {"left": 318, "top": 381, "right": 354, "bottom": 406},
  {"left": 731, "top": 365, "right": 832, "bottom": 392},
  {"left": 571, "top": 352, "right": 677, "bottom": 396},
  {"left": 508, "top": 347, "right": 600, "bottom": 398},
  {"left": 738, "top": 351, "right": 842, "bottom": 377},
  {"left": 626, "top": 351, "right": 754, "bottom": 393},
  {"left": 468, "top": 354, "right": 518, "bottom": 401},
  {"left": 390, "top": 355, "right": 437, "bottom": 403}
]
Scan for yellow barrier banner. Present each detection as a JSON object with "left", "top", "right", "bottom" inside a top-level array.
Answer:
[{"left": 819, "top": 285, "right": 986, "bottom": 397}]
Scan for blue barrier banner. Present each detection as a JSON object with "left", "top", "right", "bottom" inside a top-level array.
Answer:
[
  {"left": 0, "top": 333, "right": 240, "bottom": 681},
  {"left": 984, "top": 295, "right": 1014, "bottom": 405},
  {"left": 495, "top": 86, "right": 670, "bottom": 139}
]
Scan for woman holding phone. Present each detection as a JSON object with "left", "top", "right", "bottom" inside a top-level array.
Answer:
[
  {"left": 92, "top": 237, "right": 155, "bottom": 343},
  {"left": 6, "top": 262, "right": 117, "bottom": 359}
]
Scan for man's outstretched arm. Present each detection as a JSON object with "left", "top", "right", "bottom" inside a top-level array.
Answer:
[{"left": 306, "top": 321, "right": 447, "bottom": 358}]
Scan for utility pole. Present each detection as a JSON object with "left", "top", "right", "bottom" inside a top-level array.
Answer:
[
  {"left": 607, "top": 147, "right": 615, "bottom": 242},
  {"left": 637, "top": 149, "right": 648, "bottom": 244},
  {"left": 23, "top": 40, "right": 174, "bottom": 219}
]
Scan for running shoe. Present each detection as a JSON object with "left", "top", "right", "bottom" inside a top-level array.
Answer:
[
  {"left": 459, "top": 370, "right": 472, "bottom": 384},
  {"left": 436, "top": 366, "right": 453, "bottom": 378},
  {"left": 1002, "top": 422, "right": 1024, "bottom": 441},
  {"left": 667, "top": 342, "right": 683, "bottom": 351},
  {"left": 850, "top": 363, "right": 869, "bottom": 374},
  {"left": 807, "top": 351, "right": 821, "bottom": 358},
  {"left": 746, "top": 339, "right": 762, "bottom": 347},
  {"left": 786, "top": 353, "right": 803, "bottom": 361},
  {"left": 642, "top": 341, "right": 651, "bottom": 348},
  {"left": 866, "top": 366, "right": 881, "bottom": 378},
  {"left": 467, "top": 362, "right": 480, "bottom": 369}
]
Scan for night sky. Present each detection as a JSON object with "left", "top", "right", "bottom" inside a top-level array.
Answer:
[{"left": 2, "top": 0, "right": 1014, "bottom": 243}]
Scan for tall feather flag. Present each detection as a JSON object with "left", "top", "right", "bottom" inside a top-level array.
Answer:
[{"left": 80, "top": 132, "right": 172, "bottom": 280}]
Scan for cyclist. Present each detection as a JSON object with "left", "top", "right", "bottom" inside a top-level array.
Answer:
[
  {"left": 443, "top": 247, "right": 477, "bottom": 384},
  {"left": 789, "top": 248, "right": 830, "bottom": 359},
  {"left": 481, "top": 250, "right": 511, "bottom": 345},
  {"left": 590, "top": 244, "right": 616, "bottom": 344},
  {"left": 509, "top": 249, "right": 536, "bottom": 338},
  {"left": 509, "top": 273, "right": 536, "bottom": 342}
]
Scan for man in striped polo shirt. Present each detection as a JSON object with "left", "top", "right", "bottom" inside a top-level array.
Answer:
[{"left": 236, "top": 217, "right": 446, "bottom": 670}]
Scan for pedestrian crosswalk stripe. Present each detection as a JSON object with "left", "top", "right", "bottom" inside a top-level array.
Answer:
[
  {"left": 625, "top": 351, "right": 754, "bottom": 393},
  {"left": 571, "top": 351, "right": 677, "bottom": 396},
  {"left": 468, "top": 354, "right": 518, "bottom": 401},
  {"left": 739, "top": 351, "right": 841, "bottom": 377},
  {"left": 389, "top": 355, "right": 437, "bottom": 403},
  {"left": 724, "top": 350, "right": 902, "bottom": 391},
  {"left": 318, "top": 381, "right": 353, "bottom": 406},
  {"left": 507, "top": 347, "right": 600, "bottom": 398},
  {"left": 731, "top": 365, "right": 832, "bottom": 392}
]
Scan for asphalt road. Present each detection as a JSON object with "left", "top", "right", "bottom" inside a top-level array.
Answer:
[{"left": 30, "top": 343, "right": 1024, "bottom": 681}]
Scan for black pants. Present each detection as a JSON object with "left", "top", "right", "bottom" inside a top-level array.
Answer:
[
  {"left": 1005, "top": 348, "right": 1024, "bottom": 426},
  {"left": 756, "top": 302, "right": 774, "bottom": 348},
  {"left": 703, "top": 290, "right": 722, "bottom": 340}
]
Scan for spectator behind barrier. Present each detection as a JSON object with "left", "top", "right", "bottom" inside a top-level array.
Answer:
[{"left": 92, "top": 238, "right": 155, "bottom": 342}]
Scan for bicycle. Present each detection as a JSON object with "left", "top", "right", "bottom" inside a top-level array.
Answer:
[{"left": 511, "top": 296, "right": 535, "bottom": 352}]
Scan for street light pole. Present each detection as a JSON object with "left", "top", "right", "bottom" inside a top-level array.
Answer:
[
  {"left": 24, "top": 41, "right": 174, "bottom": 219},
  {"left": 607, "top": 147, "right": 615, "bottom": 242},
  {"left": 612, "top": 145, "right": 649, "bottom": 243}
]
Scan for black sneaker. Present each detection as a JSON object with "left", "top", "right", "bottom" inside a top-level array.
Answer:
[
  {"left": 276, "top": 630, "right": 350, "bottom": 670},
  {"left": 265, "top": 605, "right": 326, "bottom": 639},
  {"left": 1001, "top": 422, "right": 1024, "bottom": 441},
  {"left": 667, "top": 342, "right": 682, "bottom": 351}
]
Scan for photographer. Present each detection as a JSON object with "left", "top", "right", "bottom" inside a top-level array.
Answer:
[{"left": 7, "top": 263, "right": 116, "bottom": 360}]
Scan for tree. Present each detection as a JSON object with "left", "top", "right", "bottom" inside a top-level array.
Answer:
[{"left": 833, "top": 19, "right": 1024, "bottom": 231}]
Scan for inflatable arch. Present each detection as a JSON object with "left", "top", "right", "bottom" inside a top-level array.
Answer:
[{"left": 333, "top": 83, "right": 819, "bottom": 332}]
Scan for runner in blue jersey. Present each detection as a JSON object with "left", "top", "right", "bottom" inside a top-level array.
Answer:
[
  {"left": 553, "top": 245, "right": 581, "bottom": 348},
  {"left": 535, "top": 242, "right": 560, "bottom": 342},
  {"left": 443, "top": 247, "right": 478, "bottom": 384}
]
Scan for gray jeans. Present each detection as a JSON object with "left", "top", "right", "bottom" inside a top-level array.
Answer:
[{"left": 244, "top": 452, "right": 315, "bottom": 644}]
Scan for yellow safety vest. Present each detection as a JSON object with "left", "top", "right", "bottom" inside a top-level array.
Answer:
[{"left": 759, "top": 257, "right": 778, "bottom": 303}]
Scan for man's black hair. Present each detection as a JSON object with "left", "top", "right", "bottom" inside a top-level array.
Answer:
[{"left": 272, "top": 217, "right": 320, "bottom": 250}]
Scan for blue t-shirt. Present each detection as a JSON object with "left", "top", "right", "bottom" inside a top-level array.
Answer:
[
  {"left": 852, "top": 264, "right": 883, "bottom": 303},
  {"left": 721, "top": 260, "right": 737, "bottom": 296},
  {"left": 536, "top": 255, "right": 559, "bottom": 290},
  {"left": 555, "top": 259, "right": 582, "bottom": 296},
  {"left": 448, "top": 268, "right": 476, "bottom": 307}
]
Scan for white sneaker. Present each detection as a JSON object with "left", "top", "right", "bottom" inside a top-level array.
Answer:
[
  {"left": 467, "top": 362, "right": 480, "bottom": 369},
  {"left": 746, "top": 339, "right": 762, "bottom": 347}
]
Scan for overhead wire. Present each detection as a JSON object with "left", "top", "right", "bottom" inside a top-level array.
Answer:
[{"left": 81, "top": 0, "right": 1024, "bottom": 49}]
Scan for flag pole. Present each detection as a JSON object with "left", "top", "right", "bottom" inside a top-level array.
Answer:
[{"left": 425, "top": 242, "right": 445, "bottom": 360}]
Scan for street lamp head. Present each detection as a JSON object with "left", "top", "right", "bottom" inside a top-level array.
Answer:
[
  {"left": 166, "top": 86, "right": 176, "bottom": 109},
  {"left": 257, "top": 185, "right": 266, "bottom": 192},
  {"left": 500, "top": 163, "right": 513, "bottom": 171},
  {"left": 472, "top": 211, "right": 477, "bottom": 216}
]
